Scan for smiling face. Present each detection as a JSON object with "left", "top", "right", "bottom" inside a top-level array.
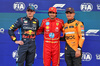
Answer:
[
  {"left": 66, "top": 12, "right": 75, "bottom": 20},
  {"left": 48, "top": 12, "right": 57, "bottom": 20},
  {"left": 26, "top": 9, "right": 35, "bottom": 18}
]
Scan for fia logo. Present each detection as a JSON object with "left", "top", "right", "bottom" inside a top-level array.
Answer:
[
  {"left": 12, "top": 50, "right": 37, "bottom": 59},
  {"left": 13, "top": 2, "right": 25, "bottom": 11},
  {"left": 80, "top": 3, "right": 93, "bottom": 12},
  {"left": 12, "top": 50, "right": 18, "bottom": 61},
  {"left": 82, "top": 52, "right": 92, "bottom": 61}
]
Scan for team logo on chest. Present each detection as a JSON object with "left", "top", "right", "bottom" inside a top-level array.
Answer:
[
  {"left": 65, "top": 27, "right": 68, "bottom": 29},
  {"left": 56, "top": 23, "right": 59, "bottom": 26},
  {"left": 23, "top": 20, "right": 28, "bottom": 25},
  {"left": 46, "top": 22, "right": 50, "bottom": 25},
  {"left": 46, "top": 26, "right": 49, "bottom": 29},
  {"left": 24, "top": 20, "right": 28, "bottom": 23},
  {"left": 55, "top": 27, "right": 59, "bottom": 32},
  {"left": 33, "top": 21, "right": 36, "bottom": 24},
  {"left": 49, "top": 33, "right": 55, "bottom": 38}
]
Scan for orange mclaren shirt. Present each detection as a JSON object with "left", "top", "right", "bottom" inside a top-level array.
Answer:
[{"left": 63, "top": 19, "right": 85, "bottom": 51}]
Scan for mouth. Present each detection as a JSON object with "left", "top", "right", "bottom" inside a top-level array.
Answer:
[
  {"left": 67, "top": 16, "right": 71, "bottom": 17},
  {"left": 50, "top": 15, "right": 54, "bottom": 17}
]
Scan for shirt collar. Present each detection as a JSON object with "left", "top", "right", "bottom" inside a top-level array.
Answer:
[
  {"left": 26, "top": 16, "right": 34, "bottom": 20},
  {"left": 68, "top": 18, "right": 75, "bottom": 23}
]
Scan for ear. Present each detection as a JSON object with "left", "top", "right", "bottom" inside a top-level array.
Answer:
[
  {"left": 33, "top": 11, "right": 35, "bottom": 14},
  {"left": 26, "top": 11, "right": 27, "bottom": 13},
  {"left": 74, "top": 13, "right": 75, "bottom": 16}
]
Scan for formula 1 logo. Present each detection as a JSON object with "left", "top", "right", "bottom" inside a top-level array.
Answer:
[
  {"left": 0, "top": 28, "right": 4, "bottom": 33},
  {"left": 60, "top": 53, "right": 64, "bottom": 60},
  {"left": 29, "top": 3, "right": 38, "bottom": 10},
  {"left": 53, "top": 4, "right": 65, "bottom": 10},
  {"left": 13, "top": 2, "right": 25, "bottom": 11},
  {"left": 80, "top": 3, "right": 93, "bottom": 12},
  {"left": 86, "top": 29, "right": 99, "bottom": 36},
  {"left": 82, "top": 52, "right": 92, "bottom": 61}
]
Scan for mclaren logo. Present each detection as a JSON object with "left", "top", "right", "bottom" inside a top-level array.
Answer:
[{"left": 53, "top": 4, "right": 66, "bottom": 10}]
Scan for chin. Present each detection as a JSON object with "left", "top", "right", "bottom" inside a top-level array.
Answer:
[{"left": 29, "top": 16, "right": 32, "bottom": 17}]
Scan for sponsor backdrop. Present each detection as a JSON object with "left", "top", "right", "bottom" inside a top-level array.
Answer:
[{"left": 0, "top": 0, "right": 100, "bottom": 66}]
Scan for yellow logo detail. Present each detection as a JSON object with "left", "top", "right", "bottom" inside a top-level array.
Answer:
[
  {"left": 10, "top": 27, "right": 13, "bottom": 29},
  {"left": 33, "top": 21, "right": 36, "bottom": 24},
  {"left": 13, "top": 37, "right": 16, "bottom": 41},
  {"left": 12, "top": 25, "right": 14, "bottom": 27},
  {"left": 46, "top": 26, "right": 49, "bottom": 29}
]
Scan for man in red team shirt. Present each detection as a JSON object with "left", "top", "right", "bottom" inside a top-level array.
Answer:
[{"left": 37, "top": 7, "right": 64, "bottom": 66}]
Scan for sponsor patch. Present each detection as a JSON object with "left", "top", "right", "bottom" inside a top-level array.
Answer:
[{"left": 46, "top": 22, "right": 50, "bottom": 25}]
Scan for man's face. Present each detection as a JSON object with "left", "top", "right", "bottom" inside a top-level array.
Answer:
[
  {"left": 26, "top": 9, "right": 35, "bottom": 17},
  {"left": 66, "top": 12, "right": 75, "bottom": 20},
  {"left": 48, "top": 12, "right": 57, "bottom": 19}
]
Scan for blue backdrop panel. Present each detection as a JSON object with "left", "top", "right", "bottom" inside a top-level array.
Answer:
[{"left": 0, "top": 0, "right": 100, "bottom": 66}]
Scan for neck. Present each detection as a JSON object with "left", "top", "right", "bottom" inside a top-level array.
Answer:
[
  {"left": 68, "top": 18, "right": 74, "bottom": 20},
  {"left": 27, "top": 16, "right": 33, "bottom": 20},
  {"left": 50, "top": 17, "right": 56, "bottom": 20},
  {"left": 68, "top": 18, "right": 75, "bottom": 23}
]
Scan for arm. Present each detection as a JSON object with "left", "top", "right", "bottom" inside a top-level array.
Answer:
[
  {"left": 60, "top": 35, "right": 66, "bottom": 41},
  {"left": 8, "top": 18, "right": 22, "bottom": 42},
  {"left": 78, "top": 22, "right": 85, "bottom": 48},
  {"left": 36, "top": 20, "right": 44, "bottom": 35},
  {"left": 60, "top": 21, "right": 66, "bottom": 41},
  {"left": 75, "top": 22, "right": 85, "bottom": 57},
  {"left": 36, "top": 19, "right": 39, "bottom": 30}
]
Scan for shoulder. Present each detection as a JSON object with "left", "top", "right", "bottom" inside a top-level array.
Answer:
[
  {"left": 64, "top": 22, "right": 68, "bottom": 25},
  {"left": 33, "top": 17, "right": 39, "bottom": 22},
  {"left": 17, "top": 17, "right": 25, "bottom": 22},
  {"left": 75, "top": 20, "right": 84, "bottom": 25},
  {"left": 42, "top": 18, "right": 49, "bottom": 23},
  {"left": 56, "top": 18, "right": 64, "bottom": 23}
]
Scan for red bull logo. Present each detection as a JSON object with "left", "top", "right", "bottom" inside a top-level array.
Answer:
[
  {"left": 22, "top": 35, "right": 36, "bottom": 39},
  {"left": 24, "top": 30, "right": 35, "bottom": 35}
]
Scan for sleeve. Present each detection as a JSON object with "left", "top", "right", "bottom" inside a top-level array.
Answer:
[
  {"left": 60, "top": 35, "right": 66, "bottom": 41},
  {"left": 8, "top": 18, "right": 22, "bottom": 42},
  {"left": 60, "top": 23, "right": 66, "bottom": 41},
  {"left": 77, "top": 22, "right": 85, "bottom": 48},
  {"left": 36, "top": 19, "right": 39, "bottom": 30},
  {"left": 36, "top": 20, "right": 44, "bottom": 35},
  {"left": 61, "top": 19, "right": 64, "bottom": 32}
]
